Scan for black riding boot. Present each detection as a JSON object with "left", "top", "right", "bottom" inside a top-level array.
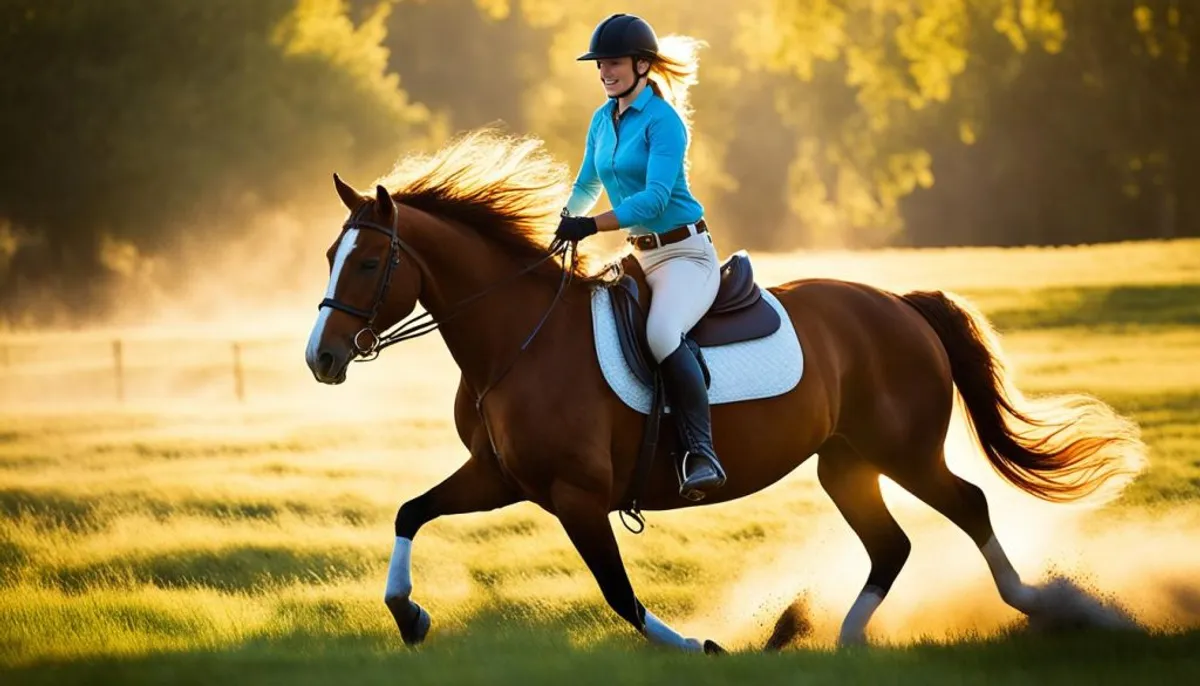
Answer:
[{"left": 659, "top": 341, "right": 726, "bottom": 501}]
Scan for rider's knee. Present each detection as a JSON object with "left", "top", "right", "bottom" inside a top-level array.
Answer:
[{"left": 645, "top": 322, "right": 683, "bottom": 362}]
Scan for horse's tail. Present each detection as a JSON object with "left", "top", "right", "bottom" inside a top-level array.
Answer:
[{"left": 901, "top": 290, "right": 1147, "bottom": 504}]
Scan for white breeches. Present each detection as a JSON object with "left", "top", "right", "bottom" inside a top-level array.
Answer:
[{"left": 633, "top": 230, "right": 721, "bottom": 362}]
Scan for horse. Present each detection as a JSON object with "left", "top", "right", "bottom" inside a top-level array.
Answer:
[{"left": 304, "top": 130, "right": 1147, "bottom": 653}]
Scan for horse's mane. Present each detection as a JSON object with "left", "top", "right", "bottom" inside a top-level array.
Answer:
[{"left": 376, "top": 128, "right": 611, "bottom": 285}]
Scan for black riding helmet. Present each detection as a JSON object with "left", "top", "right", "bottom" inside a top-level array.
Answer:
[
  {"left": 577, "top": 13, "right": 660, "bottom": 61},
  {"left": 577, "top": 14, "right": 659, "bottom": 99}
]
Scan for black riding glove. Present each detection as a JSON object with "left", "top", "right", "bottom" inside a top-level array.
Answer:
[{"left": 555, "top": 215, "right": 599, "bottom": 242}]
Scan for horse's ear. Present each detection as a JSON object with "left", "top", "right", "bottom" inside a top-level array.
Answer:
[
  {"left": 375, "top": 184, "right": 395, "bottom": 223},
  {"left": 333, "top": 173, "right": 364, "bottom": 210}
]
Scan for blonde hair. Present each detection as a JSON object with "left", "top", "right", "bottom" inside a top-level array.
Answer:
[{"left": 644, "top": 35, "right": 706, "bottom": 132}]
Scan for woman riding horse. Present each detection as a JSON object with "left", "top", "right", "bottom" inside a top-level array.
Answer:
[
  {"left": 306, "top": 15, "right": 1146, "bottom": 657},
  {"left": 555, "top": 13, "right": 725, "bottom": 501}
]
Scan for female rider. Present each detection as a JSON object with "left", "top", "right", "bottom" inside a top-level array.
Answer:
[{"left": 554, "top": 13, "right": 725, "bottom": 501}]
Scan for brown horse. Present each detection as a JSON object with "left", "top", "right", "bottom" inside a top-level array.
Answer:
[{"left": 304, "top": 130, "right": 1146, "bottom": 653}]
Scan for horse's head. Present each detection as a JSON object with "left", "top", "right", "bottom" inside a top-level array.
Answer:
[{"left": 305, "top": 174, "right": 423, "bottom": 384}]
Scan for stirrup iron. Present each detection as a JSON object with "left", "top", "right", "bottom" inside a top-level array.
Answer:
[{"left": 679, "top": 451, "right": 726, "bottom": 502}]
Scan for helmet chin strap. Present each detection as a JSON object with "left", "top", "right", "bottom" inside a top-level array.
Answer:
[{"left": 609, "top": 59, "right": 650, "bottom": 100}]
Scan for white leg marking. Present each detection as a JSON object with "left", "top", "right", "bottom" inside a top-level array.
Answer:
[
  {"left": 305, "top": 228, "right": 360, "bottom": 367},
  {"left": 644, "top": 610, "right": 703, "bottom": 652},
  {"left": 981, "top": 535, "right": 1039, "bottom": 613},
  {"left": 839, "top": 585, "right": 885, "bottom": 647},
  {"left": 384, "top": 536, "right": 413, "bottom": 602}
]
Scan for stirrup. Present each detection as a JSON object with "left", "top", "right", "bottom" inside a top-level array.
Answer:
[{"left": 679, "top": 451, "right": 726, "bottom": 502}]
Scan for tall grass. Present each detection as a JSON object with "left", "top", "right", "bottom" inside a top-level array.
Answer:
[{"left": 2, "top": 239, "right": 1199, "bottom": 682}]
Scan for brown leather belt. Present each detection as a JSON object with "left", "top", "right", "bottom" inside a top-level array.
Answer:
[{"left": 627, "top": 219, "right": 708, "bottom": 250}]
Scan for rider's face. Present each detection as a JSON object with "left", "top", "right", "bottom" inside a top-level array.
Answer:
[{"left": 597, "top": 57, "right": 647, "bottom": 97}]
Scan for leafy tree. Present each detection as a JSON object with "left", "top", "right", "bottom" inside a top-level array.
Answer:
[{"left": 0, "top": 0, "right": 431, "bottom": 323}]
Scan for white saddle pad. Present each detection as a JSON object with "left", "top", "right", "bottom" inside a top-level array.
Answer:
[{"left": 590, "top": 285, "right": 804, "bottom": 414}]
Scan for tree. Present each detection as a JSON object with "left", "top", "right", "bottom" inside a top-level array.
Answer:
[{"left": 0, "top": 0, "right": 432, "bottom": 324}]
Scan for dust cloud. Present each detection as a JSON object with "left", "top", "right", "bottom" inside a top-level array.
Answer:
[{"left": 689, "top": 406, "right": 1200, "bottom": 651}]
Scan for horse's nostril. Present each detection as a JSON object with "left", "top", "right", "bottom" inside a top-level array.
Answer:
[{"left": 318, "top": 351, "right": 335, "bottom": 375}]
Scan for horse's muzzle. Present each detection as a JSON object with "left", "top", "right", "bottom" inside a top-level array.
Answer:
[{"left": 310, "top": 348, "right": 350, "bottom": 385}]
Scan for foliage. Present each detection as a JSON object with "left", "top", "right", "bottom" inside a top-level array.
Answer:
[
  {"left": 0, "top": 0, "right": 431, "bottom": 322},
  {"left": 2, "top": 0, "right": 1199, "bottom": 322},
  {"left": 353, "top": 0, "right": 1200, "bottom": 249}
]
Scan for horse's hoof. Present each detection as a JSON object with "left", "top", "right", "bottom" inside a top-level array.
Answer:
[
  {"left": 703, "top": 639, "right": 727, "bottom": 655},
  {"left": 400, "top": 602, "right": 431, "bottom": 645}
]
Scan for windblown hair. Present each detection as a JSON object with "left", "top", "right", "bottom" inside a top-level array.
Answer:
[
  {"left": 376, "top": 128, "right": 607, "bottom": 283},
  {"left": 647, "top": 34, "right": 707, "bottom": 133}
]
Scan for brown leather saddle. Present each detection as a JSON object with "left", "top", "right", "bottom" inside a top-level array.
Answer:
[{"left": 606, "top": 250, "right": 781, "bottom": 388}]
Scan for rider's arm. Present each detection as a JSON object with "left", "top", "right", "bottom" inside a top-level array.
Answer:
[{"left": 564, "top": 115, "right": 603, "bottom": 217}]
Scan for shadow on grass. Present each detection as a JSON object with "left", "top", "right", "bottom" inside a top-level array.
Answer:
[
  {"left": 979, "top": 283, "right": 1200, "bottom": 332},
  {"left": 0, "top": 488, "right": 106, "bottom": 533},
  {"left": 0, "top": 539, "right": 27, "bottom": 583},
  {"left": 1101, "top": 390, "right": 1200, "bottom": 505},
  {"left": 0, "top": 487, "right": 378, "bottom": 533},
  {"left": 43, "top": 545, "right": 377, "bottom": 593}
]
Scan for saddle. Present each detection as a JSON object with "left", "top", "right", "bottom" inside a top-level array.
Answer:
[
  {"left": 606, "top": 250, "right": 781, "bottom": 531},
  {"left": 607, "top": 250, "right": 782, "bottom": 388}
]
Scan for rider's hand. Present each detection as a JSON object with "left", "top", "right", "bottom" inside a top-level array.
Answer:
[{"left": 555, "top": 215, "right": 599, "bottom": 242}]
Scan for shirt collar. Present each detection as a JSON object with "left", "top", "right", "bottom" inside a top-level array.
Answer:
[
  {"left": 629, "top": 85, "right": 655, "bottom": 111},
  {"left": 610, "top": 85, "right": 656, "bottom": 116}
]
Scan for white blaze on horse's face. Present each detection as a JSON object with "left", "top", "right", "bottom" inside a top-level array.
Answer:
[{"left": 305, "top": 228, "right": 360, "bottom": 378}]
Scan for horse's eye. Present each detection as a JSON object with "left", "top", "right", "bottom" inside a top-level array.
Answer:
[{"left": 361, "top": 258, "right": 380, "bottom": 271}]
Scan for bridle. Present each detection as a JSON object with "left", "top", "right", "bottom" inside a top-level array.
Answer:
[
  {"left": 317, "top": 206, "right": 409, "bottom": 358},
  {"left": 316, "top": 202, "right": 578, "bottom": 450},
  {"left": 320, "top": 203, "right": 576, "bottom": 359}
]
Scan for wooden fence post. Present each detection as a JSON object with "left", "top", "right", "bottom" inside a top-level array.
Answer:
[
  {"left": 113, "top": 339, "right": 124, "bottom": 403},
  {"left": 232, "top": 342, "right": 245, "bottom": 403}
]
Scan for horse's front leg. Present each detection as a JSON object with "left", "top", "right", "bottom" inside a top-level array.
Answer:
[
  {"left": 550, "top": 477, "right": 723, "bottom": 654},
  {"left": 386, "top": 454, "right": 521, "bottom": 644}
]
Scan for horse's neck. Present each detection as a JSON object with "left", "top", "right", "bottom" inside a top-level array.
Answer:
[{"left": 405, "top": 213, "right": 566, "bottom": 397}]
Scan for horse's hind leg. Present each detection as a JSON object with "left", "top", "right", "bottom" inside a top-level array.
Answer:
[
  {"left": 887, "top": 452, "right": 1039, "bottom": 615},
  {"left": 817, "top": 438, "right": 912, "bottom": 646}
]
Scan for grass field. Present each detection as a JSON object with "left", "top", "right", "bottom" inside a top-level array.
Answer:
[{"left": 2, "top": 239, "right": 1199, "bottom": 684}]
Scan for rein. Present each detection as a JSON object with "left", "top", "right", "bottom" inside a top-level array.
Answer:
[
  {"left": 319, "top": 204, "right": 579, "bottom": 455},
  {"left": 375, "top": 237, "right": 576, "bottom": 360}
]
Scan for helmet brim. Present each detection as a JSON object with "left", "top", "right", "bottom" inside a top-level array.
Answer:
[
  {"left": 577, "top": 51, "right": 624, "bottom": 61},
  {"left": 576, "top": 50, "right": 655, "bottom": 61}
]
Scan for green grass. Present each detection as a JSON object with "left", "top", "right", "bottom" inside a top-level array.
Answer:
[
  {"left": 5, "top": 622, "right": 1200, "bottom": 686},
  {"left": 980, "top": 283, "right": 1200, "bottom": 332},
  {"left": 2, "top": 239, "right": 1200, "bottom": 684}
]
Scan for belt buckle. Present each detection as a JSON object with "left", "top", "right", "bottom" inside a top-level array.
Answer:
[{"left": 634, "top": 233, "right": 659, "bottom": 250}]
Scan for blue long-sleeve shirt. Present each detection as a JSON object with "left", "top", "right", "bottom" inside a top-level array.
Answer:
[{"left": 564, "top": 87, "right": 705, "bottom": 235}]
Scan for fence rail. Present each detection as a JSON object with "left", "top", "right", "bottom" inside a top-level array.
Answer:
[
  {"left": 0, "top": 336, "right": 299, "bottom": 406},
  {"left": 0, "top": 331, "right": 459, "bottom": 411}
]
